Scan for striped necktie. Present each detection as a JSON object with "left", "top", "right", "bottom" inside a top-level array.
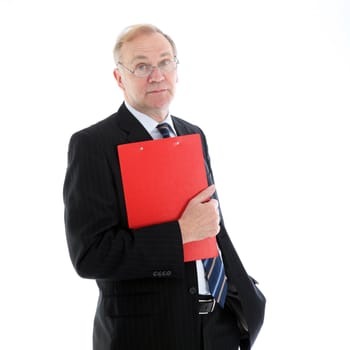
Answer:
[
  {"left": 202, "top": 166, "right": 228, "bottom": 307},
  {"left": 157, "top": 123, "right": 172, "bottom": 138},
  {"left": 203, "top": 255, "right": 228, "bottom": 308}
]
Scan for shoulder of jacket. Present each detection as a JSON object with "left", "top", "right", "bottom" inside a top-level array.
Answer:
[{"left": 172, "top": 115, "right": 204, "bottom": 134}]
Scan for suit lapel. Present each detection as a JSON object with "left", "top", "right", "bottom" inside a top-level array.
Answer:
[
  {"left": 172, "top": 117, "right": 192, "bottom": 136},
  {"left": 116, "top": 103, "right": 153, "bottom": 143}
]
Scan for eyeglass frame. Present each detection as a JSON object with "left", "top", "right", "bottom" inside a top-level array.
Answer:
[{"left": 117, "top": 57, "right": 179, "bottom": 78}]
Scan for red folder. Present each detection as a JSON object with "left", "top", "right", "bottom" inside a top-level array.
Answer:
[{"left": 117, "top": 134, "right": 218, "bottom": 262}]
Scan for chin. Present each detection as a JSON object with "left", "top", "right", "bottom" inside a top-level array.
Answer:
[{"left": 149, "top": 96, "right": 173, "bottom": 110}]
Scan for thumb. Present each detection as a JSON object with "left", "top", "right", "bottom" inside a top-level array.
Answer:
[{"left": 193, "top": 184, "right": 216, "bottom": 204}]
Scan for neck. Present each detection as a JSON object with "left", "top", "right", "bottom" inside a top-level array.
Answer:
[
  {"left": 125, "top": 101, "right": 169, "bottom": 122},
  {"left": 140, "top": 107, "right": 169, "bottom": 122},
  {"left": 149, "top": 113, "right": 167, "bottom": 122}
]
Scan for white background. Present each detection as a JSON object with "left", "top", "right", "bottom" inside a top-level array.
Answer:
[{"left": 1, "top": 0, "right": 349, "bottom": 349}]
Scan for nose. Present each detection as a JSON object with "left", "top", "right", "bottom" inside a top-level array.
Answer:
[{"left": 148, "top": 66, "right": 165, "bottom": 83}]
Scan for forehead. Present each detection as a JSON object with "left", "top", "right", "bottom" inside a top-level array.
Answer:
[{"left": 121, "top": 32, "right": 174, "bottom": 63}]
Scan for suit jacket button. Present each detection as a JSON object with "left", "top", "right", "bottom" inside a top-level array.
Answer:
[{"left": 189, "top": 287, "right": 197, "bottom": 295}]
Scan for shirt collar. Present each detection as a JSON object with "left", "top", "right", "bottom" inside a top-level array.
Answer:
[{"left": 124, "top": 101, "right": 176, "bottom": 138}]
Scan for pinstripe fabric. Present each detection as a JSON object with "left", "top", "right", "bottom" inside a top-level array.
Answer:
[{"left": 63, "top": 103, "right": 265, "bottom": 350}]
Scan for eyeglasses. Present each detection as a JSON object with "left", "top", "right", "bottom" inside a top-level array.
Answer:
[{"left": 117, "top": 57, "right": 179, "bottom": 78}]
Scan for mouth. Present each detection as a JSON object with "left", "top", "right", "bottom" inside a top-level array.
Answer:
[{"left": 147, "top": 88, "right": 168, "bottom": 94}]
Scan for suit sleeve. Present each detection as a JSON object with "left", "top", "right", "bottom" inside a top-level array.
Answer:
[{"left": 63, "top": 131, "right": 185, "bottom": 281}]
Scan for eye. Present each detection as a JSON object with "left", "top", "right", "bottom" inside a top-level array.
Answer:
[
  {"left": 135, "top": 63, "right": 151, "bottom": 72},
  {"left": 159, "top": 59, "right": 172, "bottom": 68}
]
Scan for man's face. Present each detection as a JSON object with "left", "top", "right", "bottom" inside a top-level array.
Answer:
[{"left": 114, "top": 32, "right": 178, "bottom": 122}]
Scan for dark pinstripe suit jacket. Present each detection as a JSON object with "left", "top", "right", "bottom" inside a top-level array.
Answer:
[{"left": 63, "top": 103, "right": 265, "bottom": 350}]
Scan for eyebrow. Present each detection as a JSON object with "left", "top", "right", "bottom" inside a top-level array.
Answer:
[{"left": 130, "top": 52, "right": 173, "bottom": 64}]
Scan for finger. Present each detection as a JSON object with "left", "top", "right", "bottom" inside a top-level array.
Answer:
[
  {"left": 210, "top": 198, "right": 219, "bottom": 209},
  {"left": 193, "top": 185, "right": 216, "bottom": 204}
]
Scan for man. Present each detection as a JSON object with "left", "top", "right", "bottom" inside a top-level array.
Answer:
[{"left": 63, "top": 24, "right": 265, "bottom": 350}]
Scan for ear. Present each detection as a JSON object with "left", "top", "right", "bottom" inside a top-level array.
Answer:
[{"left": 113, "top": 69, "right": 125, "bottom": 90}]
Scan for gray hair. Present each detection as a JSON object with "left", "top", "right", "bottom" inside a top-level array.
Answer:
[{"left": 113, "top": 24, "right": 177, "bottom": 65}]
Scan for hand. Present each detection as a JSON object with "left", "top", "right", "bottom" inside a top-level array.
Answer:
[{"left": 178, "top": 185, "right": 220, "bottom": 244}]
